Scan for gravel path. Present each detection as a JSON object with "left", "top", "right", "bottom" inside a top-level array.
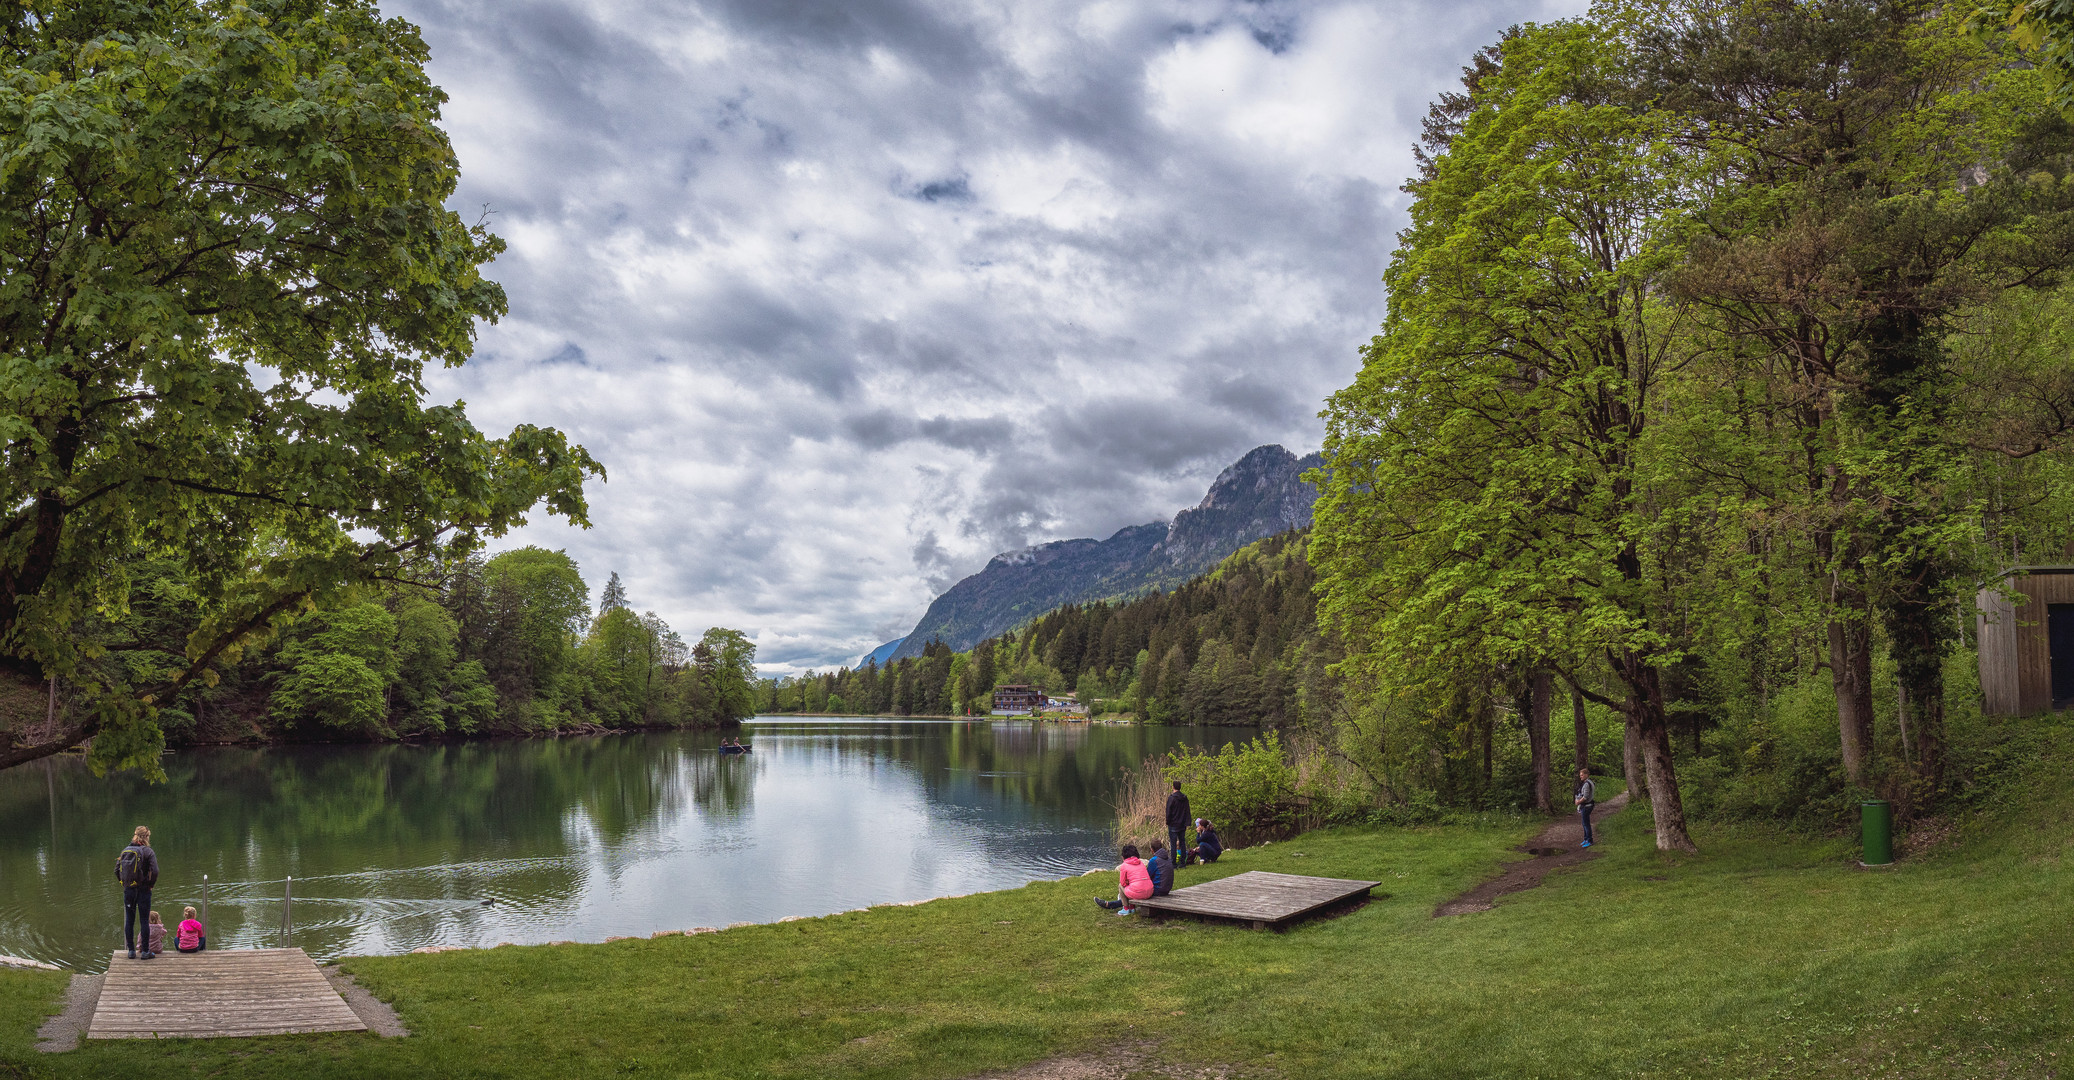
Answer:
[
  {"left": 35, "top": 973, "right": 100, "bottom": 1052},
  {"left": 325, "top": 965, "right": 410, "bottom": 1037}
]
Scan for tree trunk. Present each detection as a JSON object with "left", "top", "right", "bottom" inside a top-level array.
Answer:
[
  {"left": 1827, "top": 613, "right": 1875, "bottom": 787},
  {"left": 1622, "top": 718, "right": 1646, "bottom": 804},
  {"left": 1572, "top": 685, "right": 1590, "bottom": 774},
  {"left": 1529, "top": 670, "right": 1552, "bottom": 813},
  {"left": 1480, "top": 697, "right": 1494, "bottom": 801},
  {"left": 1616, "top": 651, "right": 1695, "bottom": 852}
]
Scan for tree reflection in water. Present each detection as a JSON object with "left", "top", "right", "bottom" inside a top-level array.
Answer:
[{"left": 0, "top": 720, "right": 1242, "bottom": 970}]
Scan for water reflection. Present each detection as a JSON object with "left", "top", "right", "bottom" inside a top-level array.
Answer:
[{"left": 0, "top": 719, "right": 1242, "bottom": 970}]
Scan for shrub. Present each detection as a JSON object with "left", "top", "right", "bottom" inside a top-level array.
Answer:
[{"left": 1163, "top": 732, "right": 1301, "bottom": 844}]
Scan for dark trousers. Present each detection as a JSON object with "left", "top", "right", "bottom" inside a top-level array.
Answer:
[
  {"left": 1168, "top": 826, "right": 1186, "bottom": 863},
  {"left": 1579, "top": 803, "right": 1595, "bottom": 844},
  {"left": 123, "top": 885, "right": 153, "bottom": 953}
]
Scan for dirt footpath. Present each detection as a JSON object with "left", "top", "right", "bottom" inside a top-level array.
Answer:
[{"left": 1433, "top": 791, "right": 1631, "bottom": 917}]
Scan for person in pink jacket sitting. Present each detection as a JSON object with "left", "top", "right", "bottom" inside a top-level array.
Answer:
[
  {"left": 1093, "top": 844, "right": 1155, "bottom": 915},
  {"left": 175, "top": 906, "right": 206, "bottom": 953}
]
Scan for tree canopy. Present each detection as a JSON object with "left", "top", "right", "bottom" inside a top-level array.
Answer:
[
  {"left": 1314, "top": 0, "right": 2074, "bottom": 848},
  {"left": 0, "top": 0, "right": 600, "bottom": 773}
]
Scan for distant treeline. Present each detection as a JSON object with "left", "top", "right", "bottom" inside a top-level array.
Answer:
[
  {"left": 92, "top": 548, "right": 758, "bottom": 745},
  {"left": 758, "top": 532, "right": 1332, "bottom": 725}
]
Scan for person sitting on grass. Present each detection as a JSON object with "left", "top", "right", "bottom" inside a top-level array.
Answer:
[
  {"left": 145, "top": 911, "right": 167, "bottom": 958},
  {"left": 1146, "top": 839, "right": 1174, "bottom": 897},
  {"left": 176, "top": 907, "right": 205, "bottom": 953},
  {"left": 1191, "top": 819, "right": 1222, "bottom": 864},
  {"left": 1093, "top": 844, "right": 1155, "bottom": 915}
]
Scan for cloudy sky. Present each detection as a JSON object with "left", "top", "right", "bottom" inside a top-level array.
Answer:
[{"left": 386, "top": 0, "right": 1583, "bottom": 674}]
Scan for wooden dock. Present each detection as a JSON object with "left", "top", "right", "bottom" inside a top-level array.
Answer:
[
  {"left": 1135, "top": 871, "right": 1382, "bottom": 930},
  {"left": 88, "top": 948, "right": 367, "bottom": 1039}
]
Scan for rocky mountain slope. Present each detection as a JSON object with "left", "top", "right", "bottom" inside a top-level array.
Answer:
[{"left": 883, "top": 445, "right": 1322, "bottom": 662}]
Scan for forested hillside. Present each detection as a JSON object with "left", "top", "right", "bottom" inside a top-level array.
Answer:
[
  {"left": 54, "top": 550, "right": 760, "bottom": 746},
  {"left": 887, "top": 445, "right": 1322, "bottom": 661},
  {"left": 760, "top": 532, "right": 1330, "bottom": 725}
]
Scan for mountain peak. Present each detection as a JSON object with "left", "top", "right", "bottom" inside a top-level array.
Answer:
[
  {"left": 885, "top": 446, "right": 1321, "bottom": 662},
  {"left": 1157, "top": 445, "right": 1322, "bottom": 571}
]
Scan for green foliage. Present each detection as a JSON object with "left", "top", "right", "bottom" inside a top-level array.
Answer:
[
  {"left": 270, "top": 603, "right": 397, "bottom": 735},
  {"left": 695, "top": 627, "right": 758, "bottom": 722},
  {"left": 0, "top": 0, "right": 601, "bottom": 769},
  {"left": 1164, "top": 732, "right": 1301, "bottom": 839}
]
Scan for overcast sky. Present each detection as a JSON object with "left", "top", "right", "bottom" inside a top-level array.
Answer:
[{"left": 386, "top": 0, "right": 1583, "bottom": 674}]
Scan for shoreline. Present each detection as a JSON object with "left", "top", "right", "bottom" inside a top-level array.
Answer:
[
  {"left": 7, "top": 780, "right": 2059, "bottom": 1077},
  {"left": 152, "top": 712, "right": 1197, "bottom": 754}
]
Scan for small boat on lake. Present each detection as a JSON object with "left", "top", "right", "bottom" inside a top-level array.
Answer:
[{"left": 718, "top": 743, "right": 752, "bottom": 755}]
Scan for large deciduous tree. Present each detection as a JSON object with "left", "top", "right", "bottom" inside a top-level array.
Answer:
[
  {"left": 0, "top": 0, "right": 599, "bottom": 773},
  {"left": 1633, "top": 0, "right": 2074, "bottom": 791},
  {"left": 1314, "top": 21, "right": 1704, "bottom": 851}
]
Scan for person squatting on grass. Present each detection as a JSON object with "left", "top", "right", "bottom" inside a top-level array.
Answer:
[
  {"left": 1094, "top": 844, "right": 1155, "bottom": 915},
  {"left": 116, "top": 825, "right": 160, "bottom": 960},
  {"left": 1165, "top": 781, "right": 1191, "bottom": 863},
  {"left": 1575, "top": 769, "right": 1596, "bottom": 848},
  {"left": 1146, "top": 840, "right": 1174, "bottom": 897},
  {"left": 177, "top": 906, "right": 206, "bottom": 953},
  {"left": 1191, "top": 819, "right": 1221, "bottom": 864}
]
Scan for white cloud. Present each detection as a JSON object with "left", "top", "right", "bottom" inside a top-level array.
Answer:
[{"left": 386, "top": 0, "right": 1586, "bottom": 673}]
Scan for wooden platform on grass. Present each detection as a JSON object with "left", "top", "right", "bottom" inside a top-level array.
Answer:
[
  {"left": 1135, "top": 871, "right": 1382, "bottom": 929},
  {"left": 88, "top": 948, "right": 366, "bottom": 1039}
]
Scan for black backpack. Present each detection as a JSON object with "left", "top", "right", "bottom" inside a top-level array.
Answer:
[{"left": 115, "top": 846, "right": 145, "bottom": 887}]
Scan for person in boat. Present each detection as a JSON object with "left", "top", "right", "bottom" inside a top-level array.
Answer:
[{"left": 1190, "top": 818, "right": 1222, "bottom": 865}]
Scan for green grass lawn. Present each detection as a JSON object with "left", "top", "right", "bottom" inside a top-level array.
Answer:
[{"left": 1, "top": 754, "right": 2067, "bottom": 1079}]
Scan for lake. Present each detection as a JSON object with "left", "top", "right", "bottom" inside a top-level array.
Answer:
[{"left": 0, "top": 718, "right": 1247, "bottom": 971}]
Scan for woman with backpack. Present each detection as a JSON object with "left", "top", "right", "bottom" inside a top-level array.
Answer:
[{"left": 116, "top": 826, "right": 160, "bottom": 960}]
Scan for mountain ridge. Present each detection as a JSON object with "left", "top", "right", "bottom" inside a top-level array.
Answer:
[{"left": 882, "top": 445, "right": 1323, "bottom": 663}]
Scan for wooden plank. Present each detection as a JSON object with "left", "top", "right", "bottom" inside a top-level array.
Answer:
[
  {"left": 1134, "top": 871, "right": 1380, "bottom": 928},
  {"left": 88, "top": 948, "right": 366, "bottom": 1039}
]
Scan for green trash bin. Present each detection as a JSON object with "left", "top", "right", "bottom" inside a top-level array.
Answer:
[{"left": 1861, "top": 799, "right": 1893, "bottom": 866}]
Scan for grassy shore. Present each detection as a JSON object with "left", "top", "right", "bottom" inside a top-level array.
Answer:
[{"left": 1, "top": 749, "right": 2067, "bottom": 1079}]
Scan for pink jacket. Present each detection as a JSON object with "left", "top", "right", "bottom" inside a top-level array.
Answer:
[
  {"left": 1117, "top": 857, "right": 1154, "bottom": 902},
  {"left": 177, "top": 919, "right": 203, "bottom": 950}
]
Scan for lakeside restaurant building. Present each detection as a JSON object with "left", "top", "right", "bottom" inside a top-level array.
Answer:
[
  {"left": 1977, "top": 565, "right": 2074, "bottom": 716},
  {"left": 990, "top": 685, "right": 1045, "bottom": 715}
]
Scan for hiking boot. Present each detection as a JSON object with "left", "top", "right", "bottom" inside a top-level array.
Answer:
[{"left": 127, "top": 949, "right": 136, "bottom": 960}]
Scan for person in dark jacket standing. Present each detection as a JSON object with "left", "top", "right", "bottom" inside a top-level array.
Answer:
[
  {"left": 116, "top": 826, "right": 160, "bottom": 959},
  {"left": 1574, "top": 769, "right": 1597, "bottom": 849},
  {"left": 1164, "top": 781, "right": 1191, "bottom": 866}
]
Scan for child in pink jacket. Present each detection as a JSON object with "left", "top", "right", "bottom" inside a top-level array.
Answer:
[{"left": 1093, "top": 844, "right": 1155, "bottom": 915}]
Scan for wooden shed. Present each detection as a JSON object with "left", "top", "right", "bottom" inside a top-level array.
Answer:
[{"left": 1976, "top": 566, "right": 2074, "bottom": 716}]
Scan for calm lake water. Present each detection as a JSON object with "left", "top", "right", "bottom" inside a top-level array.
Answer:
[{"left": 0, "top": 718, "right": 1246, "bottom": 971}]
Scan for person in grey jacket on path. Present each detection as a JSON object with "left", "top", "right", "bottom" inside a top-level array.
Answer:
[
  {"left": 116, "top": 825, "right": 160, "bottom": 959},
  {"left": 1164, "top": 781, "right": 1191, "bottom": 865},
  {"left": 1574, "top": 769, "right": 1597, "bottom": 849}
]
